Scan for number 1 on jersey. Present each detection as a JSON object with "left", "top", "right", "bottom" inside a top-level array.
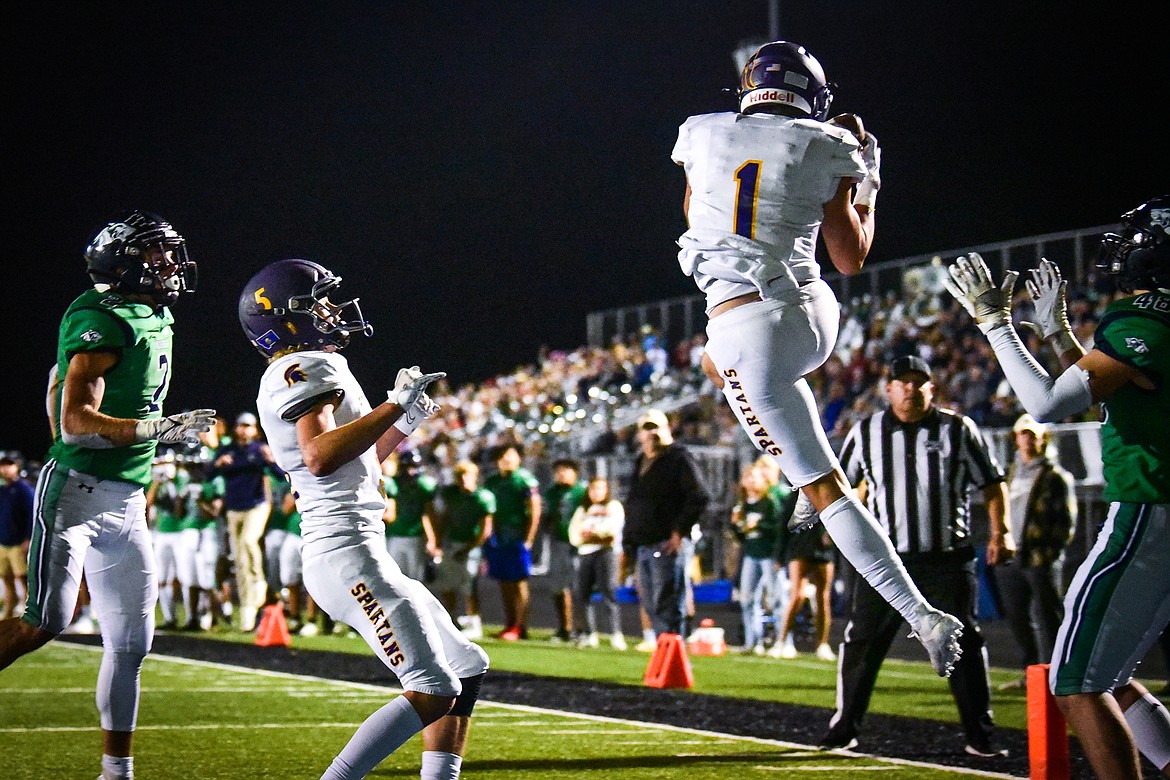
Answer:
[{"left": 734, "top": 160, "right": 762, "bottom": 239}]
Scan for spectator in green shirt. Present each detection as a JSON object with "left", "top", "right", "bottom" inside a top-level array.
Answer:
[
  {"left": 434, "top": 461, "right": 495, "bottom": 640},
  {"left": 381, "top": 450, "right": 438, "bottom": 583},
  {"left": 542, "top": 459, "right": 587, "bottom": 642},
  {"left": 482, "top": 444, "right": 541, "bottom": 641}
]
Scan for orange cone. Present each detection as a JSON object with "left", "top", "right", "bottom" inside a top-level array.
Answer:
[
  {"left": 643, "top": 633, "right": 694, "bottom": 689},
  {"left": 255, "top": 604, "right": 292, "bottom": 647},
  {"left": 1026, "top": 663, "right": 1069, "bottom": 780}
]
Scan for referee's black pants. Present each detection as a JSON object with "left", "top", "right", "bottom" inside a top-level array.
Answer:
[{"left": 825, "top": 551, "right": 995, "bottom": 750}]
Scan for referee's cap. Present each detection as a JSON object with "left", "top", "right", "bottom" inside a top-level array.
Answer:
[{"left": 887, "top": 355, "right": 931, "bottom": 381}]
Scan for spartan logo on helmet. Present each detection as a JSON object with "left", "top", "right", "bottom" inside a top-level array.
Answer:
[{"left": 238, "top": 258, "right": 373, "bottom": 359}]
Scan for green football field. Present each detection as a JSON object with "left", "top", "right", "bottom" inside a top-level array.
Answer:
[{"left": 1, "top": 640, "right": 1035, "bottom": 780}]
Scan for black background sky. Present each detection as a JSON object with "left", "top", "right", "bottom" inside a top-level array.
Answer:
[{"left": 5, "top": 2, "right": 1168, "bottom": 460}]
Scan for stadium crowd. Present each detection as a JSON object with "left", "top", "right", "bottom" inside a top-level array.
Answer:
[{"left": 0, "top": 262, "right": 1115, "bottom": 643}]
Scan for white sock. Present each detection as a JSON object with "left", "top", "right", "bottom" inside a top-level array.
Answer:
[
  {"left": 643, "top": 628, "right": 655, "bottom": 643},
  {"left": 420, "top": 750, "right": 462, "bottom": 780},
  {"left": 1124, "top": 692, "right": 1170, "bottom": 770},
  {"left": 158, "top": 586, "right": 175, "bottom": 623},
  {"left": 819, "top": 495, "right": 925, "bottom": 625},
  {"left": 321, "top": 696, "right": 423, "bottom": 780},
  {"left": 101, "top": 754, "right": 133, "bottom": 780}
]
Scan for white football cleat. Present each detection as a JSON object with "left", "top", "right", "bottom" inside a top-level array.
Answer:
[
  {"left": 610, "top": 632, "right": 628, "bottom": 651},
  {"left": 913, "top": 608, "right": 964, "bottom": 677},
  {"left": 815, "top": 643, "right": 837, "bottom": 661}
]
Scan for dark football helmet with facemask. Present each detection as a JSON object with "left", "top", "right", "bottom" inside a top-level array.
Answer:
[
  {"left": 736, "top": 41, "right": 835, "bottom": 120},
  {"left": 84, "top": 211, "right": 197, "bottom": 307},
  {"left": 1097, "top": 195, "right": 1170, "bottom": 293},
  {"left": 238, "top": 258, "right": 373, "bottom": 359}
]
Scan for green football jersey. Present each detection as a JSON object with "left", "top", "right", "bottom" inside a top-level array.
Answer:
[
  {"left": 48, "top": 289, "right": 175, "bottom": 487},
  {"left": 152, "top": 468, "right": 191, "bottom": 534},
  {"left": 266, "top": 473, "right": 302, "bottom": 535},
  {"left": 1094, "top": 291, "right": 1170, "bottom": 503},
  {"left": 180, "top": 476, "right": 225, "bottom": 532},
  {"left": 439, "top": 485, "right": 496, "bottom": 545},
  {"left": 385, "top": 474, "right": 438, "bottom": 538},
  {"left": 484, "top": 467, "right": 539, "bottom": 543}
]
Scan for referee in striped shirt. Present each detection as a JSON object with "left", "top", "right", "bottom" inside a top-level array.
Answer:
[{"left": 820, "top": 355, "right": 1013, "bottom": 759}]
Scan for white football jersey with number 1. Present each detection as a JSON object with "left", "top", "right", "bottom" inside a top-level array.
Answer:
[
  {"left": 671, "top": 111, "right": 867, "bottom": 311},
  {"left": 256, "top": 350, "right": 386, "bottom": 547}
]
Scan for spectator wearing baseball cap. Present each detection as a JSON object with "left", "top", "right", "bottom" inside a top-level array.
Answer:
[
  {"left": 994, "top": 413, "right": 1076, "bottom": 691},
  {"left": 212, "top": 411, "right": 276, "bottom": 631},
  {"left": 623, "top": 408, "right": 708, "bottom": 642}
]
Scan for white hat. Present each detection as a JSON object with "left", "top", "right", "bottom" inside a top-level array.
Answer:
[
  {"left": 1012, "top": 413, "right": 1046, "bottom": 437},
  {"left": 235, "top": 412, "right": 258, "bottom": 426},
  {"left": 637, "top": 409, "right": 671, "bottom": 430}
]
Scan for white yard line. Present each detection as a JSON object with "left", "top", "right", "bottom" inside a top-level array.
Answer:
[{"left": 36, "top": 643, "right": 1023, "bottom": 779}]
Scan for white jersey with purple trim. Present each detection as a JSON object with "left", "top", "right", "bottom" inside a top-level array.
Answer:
[
  {"left": 671, "top": 111, "right": 867, "bottom": 312},
  {"left": 256, "top": 350, "right": 385, "bottom": 547}
]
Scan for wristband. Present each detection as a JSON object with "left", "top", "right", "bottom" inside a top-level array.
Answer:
[{"left": 392, "top": 409, "right": 423, "bottom": 437}]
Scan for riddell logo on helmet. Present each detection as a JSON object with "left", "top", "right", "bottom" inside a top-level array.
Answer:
[{"left": 747, "top": 89, "right": 797, "bottom": 106}]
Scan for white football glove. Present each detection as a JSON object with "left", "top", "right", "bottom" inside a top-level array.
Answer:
[
  {"left": 788, "top": 492, "right": 820, "bottom": 533},
  {"left": 1022, "top": 258, "right": 1072, "bottom": 339},
  {"left": 853, "top": 132, "right": 881, "bottom": 210},
  {"left": 390, "top": 366, "right": 446, "bottom": 410},
  {"left": 135, "top": 409, "right": 217, "bottom": 445},
  {"left": 942, "top": 252, "right": 1017, "bottom": 333},
  {"left": 392, "top": 392, "right": 441, "bottom": 436}
]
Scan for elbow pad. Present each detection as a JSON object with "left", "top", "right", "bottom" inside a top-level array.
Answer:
[{"left": 985, "top": 324, "right": 1093, "bottom": 421}]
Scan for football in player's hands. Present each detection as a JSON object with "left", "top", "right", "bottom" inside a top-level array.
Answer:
[{"left": 829, "top": 113, "right": 867, "bottom": 144}]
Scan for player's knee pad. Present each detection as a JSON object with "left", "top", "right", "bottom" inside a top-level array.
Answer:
[{"left": 449, "top": 672, "right": 485, "bottom": 718}]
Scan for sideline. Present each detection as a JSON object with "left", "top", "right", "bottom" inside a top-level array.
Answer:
[{"left": 49, "top": 642, "right": 1022, "bottom": 779}]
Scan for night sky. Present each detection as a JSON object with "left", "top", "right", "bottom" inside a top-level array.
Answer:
[{"left": 5, "top": 3, "right": 1168, "bottom": 460}]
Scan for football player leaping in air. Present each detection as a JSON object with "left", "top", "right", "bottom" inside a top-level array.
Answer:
[
  {"left": 671, "top": 41, "right": 969, "bottom": 677},
  {"left": 238, "top": 258, "right": 488, "bottom": 780},
  {"left": 0, "top": 211, "right": 215, "bottom": 780}
]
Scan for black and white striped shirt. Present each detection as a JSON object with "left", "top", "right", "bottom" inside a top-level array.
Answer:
[{"left": 838, "top": 407, "right": 1004, "bottom": 556}]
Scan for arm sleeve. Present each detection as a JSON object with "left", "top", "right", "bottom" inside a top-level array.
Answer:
[{"left": 984, "top": 324, "right": 1094, "bottom": 422}]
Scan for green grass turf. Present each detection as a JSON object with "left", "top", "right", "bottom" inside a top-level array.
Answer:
[
  {"left": 209, "top": 623, "right": 1040, "bottom": 730},
  {"left": 3, "top": 642, "right": 1022, "bottom": 779}
]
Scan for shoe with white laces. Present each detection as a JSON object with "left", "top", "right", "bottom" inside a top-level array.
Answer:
[
  {"left": 610, "top": 632, "right": 628, "bottom": 650},
  {"left": 815, "top": 643, "right": 837, "bottom": 661},
  {"left": 912, "top": 608, "right": 964, "bottom": 677}
]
